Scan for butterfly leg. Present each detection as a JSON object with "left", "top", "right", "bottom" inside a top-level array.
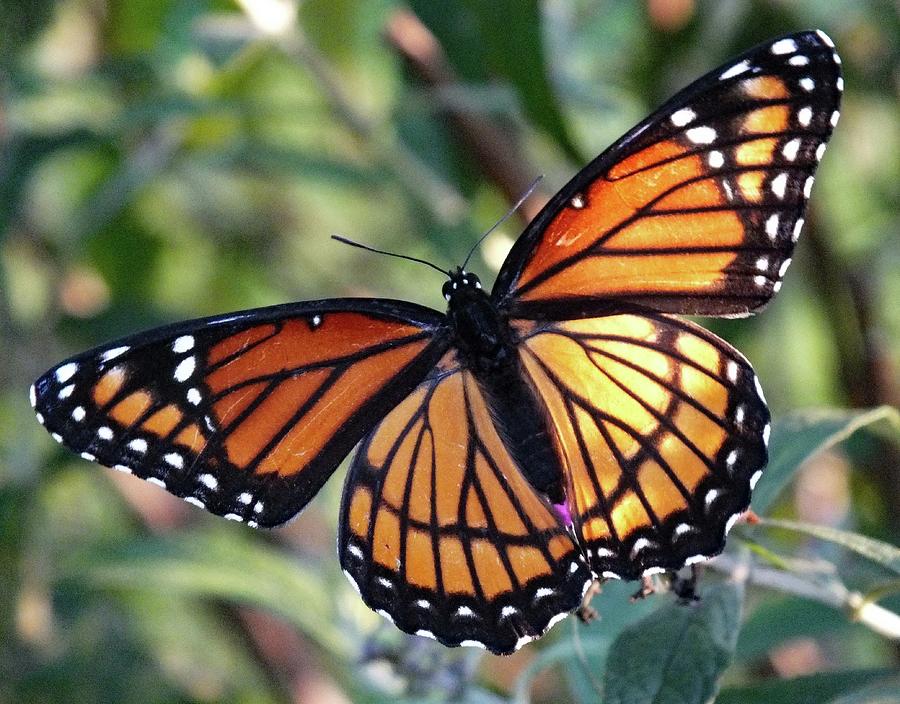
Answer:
[
  {"left": 672, "top": 564, "right": 703, "bottom": 603},
  {"left": 575, "top": 579, "right": 603, "bottom": 623}
]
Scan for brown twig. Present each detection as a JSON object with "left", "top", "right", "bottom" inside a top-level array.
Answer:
[{"left": 384, "top": 9, "right": 549, "bottom": 222}]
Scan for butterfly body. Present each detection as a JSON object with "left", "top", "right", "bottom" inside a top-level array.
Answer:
[{"left": 32, "top": 30, "right": 842, "bottom": 654}]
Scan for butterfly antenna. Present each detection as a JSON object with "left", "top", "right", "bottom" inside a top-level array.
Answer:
[
  {"left": 461, "top": 175, "right": 544, "bottom": 270},
  {"left": 331, "top": 235, "right": 448, "bottom": 275}
]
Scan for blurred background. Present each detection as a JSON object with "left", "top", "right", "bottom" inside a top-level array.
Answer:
[{"left": 1, "top": 1, "right": 898, "bottom": 703}]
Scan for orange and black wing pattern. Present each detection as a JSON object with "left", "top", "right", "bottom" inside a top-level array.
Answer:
[
  {"left": 32, "top": 300, "right": 449, "bottom": 527},
  {"left": 515, "top": 311, "right": 768, "bottom": 579},
  {"left": 339, "top": 352, "right": 592, "bottom": 654},
  {"left": 493, "top": 30, "right": 842, "bottom": 318}
]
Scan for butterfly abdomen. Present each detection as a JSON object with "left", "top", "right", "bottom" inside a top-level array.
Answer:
[{"left": 445, "top": 271, "right": 565, "bottom": 504}]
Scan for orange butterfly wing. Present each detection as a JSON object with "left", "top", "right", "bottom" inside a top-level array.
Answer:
[
  {"left": 32, "top": 301, "right": 449, "bottom": 526},
  {"left": 339, "top": 352, "right": 591, "bottom": 654},
  {"left": 514, "top": 311, "right": 767, "bottom": 579},
  {"left": 493, "top": 30, "right": 842, "bottom": 318}
]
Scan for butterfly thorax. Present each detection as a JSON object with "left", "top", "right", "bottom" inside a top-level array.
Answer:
[{"left": 443, "top": 269, "right": 514, "bottom": 373}]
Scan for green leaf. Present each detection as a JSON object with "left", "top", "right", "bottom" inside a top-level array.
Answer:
[
  {"left": 601, "top": 580, "right": 744, "bottom": 704},
  {"left": 735, "top": 596, "right": 847, "bottom": 662},
  {"left": 716, "top": 670, "right": 898, "bottom": 704},
  {"left": 752, "top": 407, "right": 900, "bottom": 515},
  {"left": 827, "top": 676, "right": 900, "bottom": 704},
  {"left": 71, "top": 527, "right": 348, "bottom": 656},
  {"left": 754, "top": 518, "right": 900, "bottom": 575}
]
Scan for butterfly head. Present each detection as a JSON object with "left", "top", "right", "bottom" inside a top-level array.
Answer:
[{"left": 442, "top": 267, "right": 483, "bottom": 303}]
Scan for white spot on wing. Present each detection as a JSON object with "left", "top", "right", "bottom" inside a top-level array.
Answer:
[
  {"left": 456, "top": 605, "right": 475, "bottom": 617},
  {"left": 501, "top": 606, "right": 518, "bottom": 618},
  {"left": 415, "top": 629, "right": 436, "bottom": 640},
  {"left": 725, "top": 513, "right": 741, "bottom": 534},
  {"left": 830, "top": 110, "right": 840, "bottom": 127},
  {"left": 80, "top": 451, "right": 96, "bottom": 462},
  {"left": 836, "top": 76, "right": 844, "bottom": 92},
  {"left": 708, "top": 150, "right": 724, "bottom": 168},
  {"left": 686, "top": 126, "right": 716, "bottom": 144},
  {"left": 113, "top": 464, "right": 132, "bottom": 474},
  {"left": 173, "top": 336, "right": 194, "bottom": 353},
  {"left": 674, "top": 523, "right": 694, "bottom": 537},
  {"left": 129, "top": 438, "right": 148, "bottom": 453},
  {"left": 59, "top": 384, "right": 75, "bottom": 400},
  {"left": 750, "top": 469, "right": 763, "bottom": 490},
  {"left": 98, "top": 426, "right": 114, "bottom": 441},
  {"left": 756, "top": 256, "right": 769, "bottom": 271},
  {"left": 174, "top": 356, "right": 195, "bottom": 383},
  {"left": 199, "top": 473, "right": 218, "bottom": 490},
  {"left": 726, "top": 360, "right": 739, "bottom": 382},
  {"left": 799, "top": 77, "right": 815, "bottom": 92},
  {"left": 238, "top": 492, "right": 253, "bottom": 505},
  {"left": 816, "top": 29, "right": 835, "bottom": 47},
  {"left": 771, "top": 172, "right": 789, "bottom": 199},
  {"left": 514, "top": 634, "right": 535, "bottom": 651},
  {"left": 643, "top": 566, "right": 665, "bottom": 576},
  {"left": 754, "top": 274, "right": 768, "bottom": 287},
  {"left": 778, "top": 258, "right": 793, "bottom": 277},
  {"left": 376, "top": 577, "right": 393, "bottom": 589},
  {"left": 224, "top": 513, "right": 243, "bottom": 522},
  {"left": 29, "top": 384, "right": 37, "bottom": 408},
  {"left": 705, "top": 488, "right": 721, "bottom": 507},
  {"left": 71, "top": 406, "right": 86, "bottom": 421},
  {"left": 670, "top": 107, "right": 696, "bottom": 127},
  {"left": 789, "top": 55, "right": 810, "bottom": 66},
  {"left": 35, "top": 413, "right": 44, "bottom": 425},
  {"left": 185, "top": 496, "right": 205, "bottom": 508},
  {"left": 602, "top": 570, "right": 621, "bottom": 580},
  {"left": 164, "top": 452, "right": 184, "bottom": 469},
  {"left": 782, "top": 138, "right": 801, "bottom": 161},
  {"left": 460, "top": 639, "right": 487, "bottom": 650},
  {"left": 798, "top": 106, "right": 813, "bottom": 127},
  {"left": 630, "top": 537, "right": 652, "bottom": 558},
  {"left": 720, "top": 60, "right": 750, "bottom": 80},
  {"left": 765, "top": 214, "right": 780, "bottom": 239},
  {"left": 763, "top": 422, "right": 771, "bottom": 445},
  {"left": 771, "top": 38, "right": 798, "bottom": 55},
  {"left": 55, "top": 362, "right": 78, "bottom": 383},
  {"left": 803, "top": 176, "right": 815, "bottom": 199},
  {"left": 186, "top": 388, "right": 202, "bottom": 405},
  {"left": 726, "top": 449, "right": 738, "bottom": 468},
  {"left": 685, "top": 554, "right": 708, "bottom": 566},
  {"left": 793, "top": 217, "right": 805, "bottom": 242},
  {"left": 415, "top": 599, "right": 430, "bottom": 608},
  {"left": 147, "top": 477, "right": 166, "bottom": 488},
  {"left": 343, "top": 570, "right": 361, "bottom": 595},
  {"left": 534, "top": 587, "right": 555, "bottom": 600},
  {"left": 101, "top": 346, "right": 129, "bottom": 363},
  {"left": 754, "top": 375, "right": 767, "bottom": 402}
]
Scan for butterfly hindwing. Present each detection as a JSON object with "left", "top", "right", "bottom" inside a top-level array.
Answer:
[
  {"left": 339, "top": 352, "right": 592, "bottom": 654},
  {"left": 494, "top": 30, "right": 842, "bottom": 318},
  {"left": 32, "top": 300, "right": 449, "bottom": 527},
  {"left": 514, "top": 310, "right": 769, "bottom": 579}
]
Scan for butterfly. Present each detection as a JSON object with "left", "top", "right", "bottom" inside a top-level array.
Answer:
[{"left": 31, "top": 30, "right": 842, "bottom": 655}]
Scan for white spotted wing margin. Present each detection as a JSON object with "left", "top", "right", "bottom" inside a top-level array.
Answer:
[
  {"left": 32, "top": 299, "right": 450, "bottom": 528},
  {"left": 338, "top": 361, "right": 592, "bottom": 655}
]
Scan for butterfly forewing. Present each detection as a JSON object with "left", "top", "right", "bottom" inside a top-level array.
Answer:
[
  {"left": 514, "top": 311, "right": 768, "bottom": 579},
  {"left": 494, "top": 30, "right": 842, "bottom": 318},
  {"left": 32, "top": 301, "right": 449, "bottom": 527},
  {"left": 339, "top": 353, "right": 592, "bottom": 654}
]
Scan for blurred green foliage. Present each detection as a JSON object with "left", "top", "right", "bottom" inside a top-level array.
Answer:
[{"left": 1, "top": 1, "right": 898, "bottom": 703}]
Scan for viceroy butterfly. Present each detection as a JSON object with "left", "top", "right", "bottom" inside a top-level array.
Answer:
[{"left": 31, "top": 30, "right": 842, "bottom": 654}]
